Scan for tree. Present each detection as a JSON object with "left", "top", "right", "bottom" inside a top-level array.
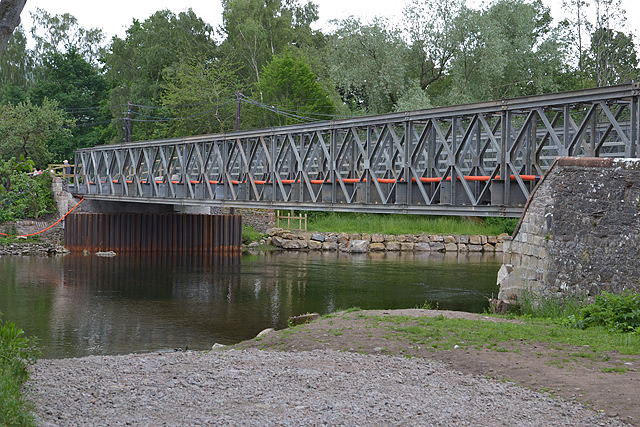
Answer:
[
  {"left": 104, "top": 9, "right": 218, "bottom": 142},
  {"left": 0, "top": 0, "right": 26, "bottom": 54},
  {"left": 326, "top": 17, "right": 413, "bottom": 114},
  {"left": 0, "top": 25, "right": 31, "bottom": 104},
  {"left": 585, "top": 28, "right": 639, "bottom": 86},
  {"left": 439, "top": 0, "right": 564, "bottom": 105},
  {"left": 29, "top": 7, "right": 106, "bottom": 67},
  {"left": 404, "top": 0, "right": 463, "bottom": 92},
  {"left": 0, "top": 99, "right": 73, "bottom": 168},
  {"left": 258, "top": 50, "right": 335, "bottom": 126},
  {"left": 159, "top": 56, "right": 241, "bottom": 136},
  {"left": 29, "top": 49, "right": 112, "bottom": 160},
  {"left": 221, "top": 0, "right": 320, "bottom": 89}
]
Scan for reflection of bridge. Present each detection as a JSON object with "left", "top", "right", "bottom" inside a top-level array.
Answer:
[{"left": 72, "top": 84, "right": 640, "bottom": 217}]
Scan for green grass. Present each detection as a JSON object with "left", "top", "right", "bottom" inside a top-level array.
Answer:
[
  {"left": 241, "top": 225, "right": 264, "bottom": 244},
  {"left": 303, "top": 212, "right": 516, "bottom": 236},
  {"left": 0, "top": 235, "right": 40, "bottom": 245},
  {"left": 363, "top": 315, "right": 640, "bottom": 355},
  {"left": 0, "top": 314, "right": 39, "bottom": 427}
]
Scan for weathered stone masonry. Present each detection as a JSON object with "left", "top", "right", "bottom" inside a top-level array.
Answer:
[{"left": 498, "top": 157, "right": 640, "bottom": 299}]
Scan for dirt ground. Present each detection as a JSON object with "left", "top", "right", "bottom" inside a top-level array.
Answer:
[{"left": 231, "top": 309, "right": 640, "bottom": 426}]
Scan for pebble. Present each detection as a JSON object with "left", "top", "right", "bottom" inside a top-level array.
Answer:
[{"left": 29, "top": 349, "right": 626, "bottom": 426}]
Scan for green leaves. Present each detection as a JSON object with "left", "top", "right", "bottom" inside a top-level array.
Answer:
[
  {"left": 0, "top": 99, "right": 73, "bottom": 168},
  {"left": 578, "top": 292, "right": 640, "bottom": 333},
  {"left": 0, "top": 313, "right": 39, "bottom": 427},
  {"left": 258, "top": 51, "right": 335, "bottom": 126}
]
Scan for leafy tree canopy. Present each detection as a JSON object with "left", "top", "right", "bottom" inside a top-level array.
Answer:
[
  {"left": 258, "top": 50, "right": 335, "bottom": 126},
  {"left": 0, "top": 98, "right": 73, "bottom": 168}
]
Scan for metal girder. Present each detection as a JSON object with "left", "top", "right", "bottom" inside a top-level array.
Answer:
[{"left": 73, "top": 84, "right": 640, "bottom": 216}]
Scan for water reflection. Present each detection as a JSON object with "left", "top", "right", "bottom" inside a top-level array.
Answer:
[{"left": 0, "top": 251, "right": 501, "bottom": 359}]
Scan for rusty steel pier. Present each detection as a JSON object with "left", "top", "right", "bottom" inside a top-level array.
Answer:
[{"left": 65, "top": 213, "right": 242, "bottom": 254}]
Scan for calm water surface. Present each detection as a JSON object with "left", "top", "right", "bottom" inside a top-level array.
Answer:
[{"left": 0, "top": 251, "right": 501, "bottom": 359}]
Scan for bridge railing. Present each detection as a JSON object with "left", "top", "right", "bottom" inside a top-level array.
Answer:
[{"left": 73, "top": 83, "right": 640, "bottom": 217}]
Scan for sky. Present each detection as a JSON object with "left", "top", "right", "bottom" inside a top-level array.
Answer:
[{"left": 18, "top": 0, "right": 640, "bottom": 43}]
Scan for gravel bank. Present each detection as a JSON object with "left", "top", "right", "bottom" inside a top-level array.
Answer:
[{"left": 30, "top": 349, "right": 623, "bottom": 426}]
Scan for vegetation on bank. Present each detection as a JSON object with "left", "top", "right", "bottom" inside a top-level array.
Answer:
[
  {"left": 398, "top": 291, "right": 640, "bottom": 355},
  {"left": 301, "top": 212, "right": 517, "bottom": 237},
  {"left": 0, "top": 314, "right": 39, "bottom": 427},
  {"left": 0, "top": 158, "right": 56, "bottom": 223}
]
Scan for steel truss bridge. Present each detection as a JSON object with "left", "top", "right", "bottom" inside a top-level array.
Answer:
[{"left": 72, "top": 84, "right": 640, "bottom": 217}]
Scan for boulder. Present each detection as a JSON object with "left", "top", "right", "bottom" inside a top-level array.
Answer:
[
  {"left": 417, "top": 235, "right": 430, "bottom": 243},
  {"left": 468, "top": 244, "right": 483, "bottom": 252},
  {"left": 457, "top": 235, "right": 470, "bottom": 245},
  {"left": 400, "top": 242, "right": 414, "bottom": 251},
  {"left": 444, "top": 235, "right": 456, "bottom": 243},
  {"left": 444, "top": 243, "right": 458, "bottom": 252},
  {"left": 430, "top": 235, "right": 444, "bottom": 242},
  {"left": 483, "top": 243, "right": 496, "bottom": 252},
  {"left": 430, "top": 242, "right": 445, "bottom": 251},
  {"left": 271, "top": 236, "right": 284, "bottom": 247},
  {"left": 348, "top": 240, "right": 369, "bottom": 253},
  {"left": 311, "top": 233, "right": 325, "bottom": 242},
  {"left": 386, "top": 241, "right": 400, "bottom": 251},
  {"left": 469, "top": 235, "right": 482, "bottom": 245},
  {"left": 322, "top": 241, "right": 338, "bottom": 251},
  {"left": 361, "top": 233, "right": 371, "bottom": 242},
  {"left": 283, "top": 239, "right": 308, "bottom": 249},
  {"left": 371, "top": 233, "right": 385, "bottom": 243},
  {"left": 369, "top": 242, "right": 386, "bottom": 251},
  {"left": 308, "top": 240, "right": 323, "bottom": 250},
  {"left": 414, "top": 242, "right": 431, "bottom": 251}
]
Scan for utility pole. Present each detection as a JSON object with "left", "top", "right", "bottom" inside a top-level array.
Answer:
[
  {"left": 126, "top": 101, "right": 132, "bottom": 143},
  {"left": 236, "top": 91, "right": 242, "bottom": 131}
]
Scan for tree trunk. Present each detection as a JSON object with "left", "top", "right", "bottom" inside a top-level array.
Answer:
[{"left": 0, "top": 0, "right": 26, "bottom": 55}]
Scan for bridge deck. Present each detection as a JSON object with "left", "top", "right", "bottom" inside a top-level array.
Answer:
[{"left": 72, "top": 84, "right": 640, "bottom": 217}]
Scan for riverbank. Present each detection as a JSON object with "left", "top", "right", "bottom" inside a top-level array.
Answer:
[
  {"left": 248, "top": 228, "right": 510, "bottom": 253},
  {"left": 28, "top": 309, "right": 637, "bottom": 426}
]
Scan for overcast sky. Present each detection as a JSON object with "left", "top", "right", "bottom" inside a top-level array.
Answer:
[{"left": 20, "top": 0, "right": 640, "bottom": 44}]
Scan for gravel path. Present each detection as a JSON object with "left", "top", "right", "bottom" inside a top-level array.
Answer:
[{"left": 30, "top": 349, "right": 624, "bottom": 426}]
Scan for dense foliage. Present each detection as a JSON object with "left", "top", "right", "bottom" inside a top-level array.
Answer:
[
  {"left": 577, "top": 292, "right": 640, "bottom": 333},
  {"left": 0, "top": 313, "right": 39, "bottom": 427},
  {"left": 0, "top": 0, "right": 636, "bottom": 155},
  {"left": 0, "top": 158, "right": 56, "bottom": 222}
]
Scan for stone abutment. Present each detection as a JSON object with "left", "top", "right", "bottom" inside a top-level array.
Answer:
[{"left": 498, "top": 157, "right": 640, "bottom": 300}]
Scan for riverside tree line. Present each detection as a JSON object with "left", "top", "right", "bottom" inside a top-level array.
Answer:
[{"left": 0, "top": 0, "right": 638, "bottom": 170}]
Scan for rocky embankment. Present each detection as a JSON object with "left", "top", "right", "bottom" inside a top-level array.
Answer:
[
  {"left": 250, "top": 228, "right": 510, "bottom": 253},
  {"left": 0, "top": 221, "right": 67, "bottom": 256}
]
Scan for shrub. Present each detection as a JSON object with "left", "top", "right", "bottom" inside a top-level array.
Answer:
[
  {"left": 576, "top": 291, "right": 640, "bottom": 333},
  {"left": 0, "top": 171, "right": 55, "bottom": 222},
  {"left": 0, "top": 314, "right": 39, "bottom": 427}
]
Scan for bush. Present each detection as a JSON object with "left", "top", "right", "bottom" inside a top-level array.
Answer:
[
  {"left": 0, "top": 171, "right": 55, "bottom": 222},
  {"left": 0, "top": 314, "right": 39, "bottom": 427},
  {"left": 576, "top": 291, "right": 640, "bottom": 333}
]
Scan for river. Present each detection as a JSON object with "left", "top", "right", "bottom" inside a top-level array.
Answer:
[{"left": 0, "top": 251, "right": 501, "bottom": 359}]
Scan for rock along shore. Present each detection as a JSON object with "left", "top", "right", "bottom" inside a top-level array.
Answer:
[{"left": 251, "top": 228, "right": 510, "bottom": 254}]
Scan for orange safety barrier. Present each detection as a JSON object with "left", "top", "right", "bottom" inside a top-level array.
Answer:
[
  {"left": 96, "top": 174, "right": 539, "bottom": 186},
  {"left": 0, "top": 198, "right": 85, "bottom": 237}
]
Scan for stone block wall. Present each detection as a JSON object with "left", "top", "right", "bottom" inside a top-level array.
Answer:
[
  {"left": 498, "top": 157, "right": 640, "bottom": 299},
  {"left": 258, "top": 228, "right": 509, "bottom": 253}
]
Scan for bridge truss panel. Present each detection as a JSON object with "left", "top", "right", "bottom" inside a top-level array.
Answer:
[{"left": 74, "top": 84, "right": 640, "bottom": 217}]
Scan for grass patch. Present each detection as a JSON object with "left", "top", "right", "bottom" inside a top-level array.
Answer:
[
  {"left": 361, "top": 315, "right": 640, "bottom": 355},
  {"left": 303, "top": 212, "right": 515, "bottom": 236},
  {"left": 0, "top": 313, "right": 39, "bottom": 427},
  {"left": 241, "top": 225, "right": 264, "bottom": 244}
]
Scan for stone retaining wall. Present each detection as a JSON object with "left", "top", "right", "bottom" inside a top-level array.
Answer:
[
  {"left": 254, "top": 228, "right": 509, "bottom": 253},
  {"left": 498, "top": 157, "right": 640, "bottom": 300}
]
